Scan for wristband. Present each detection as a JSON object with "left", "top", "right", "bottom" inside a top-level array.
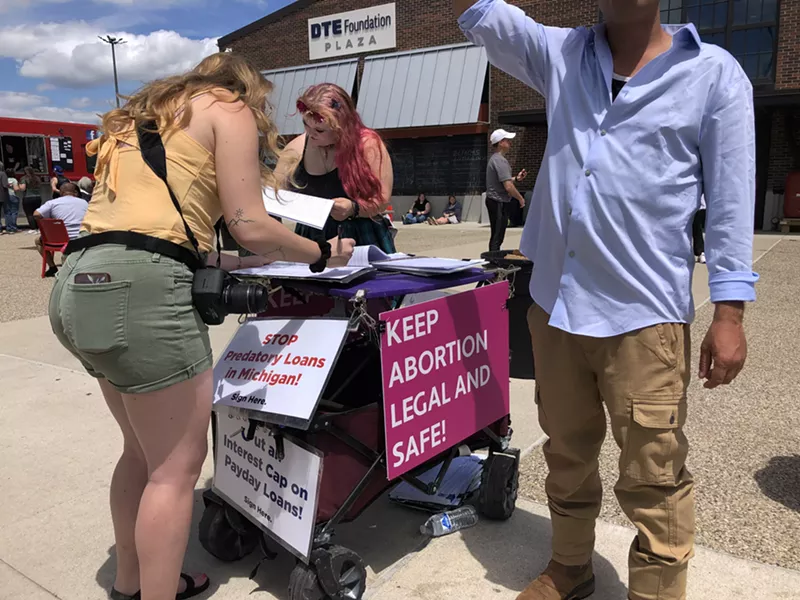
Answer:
[
  {"left": 309, "top": 239, "right": 332, "bottom": 273},
  {"left": 350, "top": 200, "right": 360, "bottom": 219}
]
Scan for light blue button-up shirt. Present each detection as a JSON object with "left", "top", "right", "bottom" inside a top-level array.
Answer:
[{"left": 460, "top": 0, "right": 759, "bottom": 337}]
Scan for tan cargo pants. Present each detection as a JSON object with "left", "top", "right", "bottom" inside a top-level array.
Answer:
[{"left": 527, "top": 304, "right": 695, "bottom": 600}]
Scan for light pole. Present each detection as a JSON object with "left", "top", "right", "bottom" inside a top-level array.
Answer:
[{"left": 98, "top": 35, "right": 126, "bottom": 108}]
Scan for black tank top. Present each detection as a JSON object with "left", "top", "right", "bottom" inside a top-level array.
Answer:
[
  {"left": 290, "top": 136, "right": 396, "bottom": 253},
  {"left": 291, "top": 139, "right": 349, "bottom": 201},
  {"left": 52, "top": 174, "right": 70, "bottom": 198}
]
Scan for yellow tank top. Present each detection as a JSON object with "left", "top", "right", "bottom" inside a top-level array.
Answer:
[{"left": 83, "top": 125, "right": 219, "bottom": 253}]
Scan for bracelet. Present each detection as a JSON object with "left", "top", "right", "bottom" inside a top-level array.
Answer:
[
  {"left": 350, "top": 200, "right": 360, "bottom": 219},
  {"left": 309, "top": 239, "right": 332, "bottom": 273}
]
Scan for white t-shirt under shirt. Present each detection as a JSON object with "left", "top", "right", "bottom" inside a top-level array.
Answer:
[{"left": 37, "top": 194, "right": 88, "bottom": 239}]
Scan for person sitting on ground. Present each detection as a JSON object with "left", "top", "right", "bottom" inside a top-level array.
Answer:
[
  {"left": 77, "top": 176, "right": 94, "bottom": 201},
  {"left": 34, "top": 182, "right": 88, "bottom": 277},
  {"left": 430, "top": 194, "right": 463, "bottom": 225},
  {"left": 404, "top": 192, "right": 431, "bottom": 224}
]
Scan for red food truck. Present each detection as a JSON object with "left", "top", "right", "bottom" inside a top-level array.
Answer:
[{"left": 0, "top": 116, "right": 100, "bottom": 198}]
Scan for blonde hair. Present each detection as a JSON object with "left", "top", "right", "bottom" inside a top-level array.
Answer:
[{"left": 97, "top": 52, "right": 281, "bottom": 187}]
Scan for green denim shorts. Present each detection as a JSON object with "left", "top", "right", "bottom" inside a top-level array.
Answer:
[{"left": 49, "top": 244, "right": 213, "bottom": 394}]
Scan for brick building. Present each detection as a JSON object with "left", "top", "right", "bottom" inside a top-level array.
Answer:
[{"left": 219, "top": 0, "right": 800, "bottom": 227}]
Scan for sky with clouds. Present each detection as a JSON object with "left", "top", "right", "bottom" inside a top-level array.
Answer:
[{"left": 0, "top": 0, "right": 294, "bottom": 124}]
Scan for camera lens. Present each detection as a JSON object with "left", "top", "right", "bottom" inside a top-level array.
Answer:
[{"left": 223, "top": 282, "right": 270, "bottom": 315}]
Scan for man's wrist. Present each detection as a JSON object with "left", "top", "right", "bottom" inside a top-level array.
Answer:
[{"left": 713, "top": 301, "right": 744, "bottom": 325}]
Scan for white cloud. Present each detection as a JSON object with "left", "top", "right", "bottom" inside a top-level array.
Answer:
[
  {"left": 70, "top": 96, "right": 92, "bottom": 108},
  {"left": 0, "top": 91, "right": 100, "bottom": 123},
  {"left": 0, "top": 21, "right": 218, "bottom": 88},
  {"left": 0, "top": 0, "right": 263, "bottom": 11},
  {"left": 0, "top": 0, "right": 192, "bottom": 12}
]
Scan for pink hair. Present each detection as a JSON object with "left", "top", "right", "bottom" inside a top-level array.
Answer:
[{"left": 296, "top": 83, "right": 385, "bottom": 211}]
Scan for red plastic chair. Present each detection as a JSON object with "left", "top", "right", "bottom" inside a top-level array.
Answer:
[{"left": 38, "top": 219, "right": 70, "bottom": 278}]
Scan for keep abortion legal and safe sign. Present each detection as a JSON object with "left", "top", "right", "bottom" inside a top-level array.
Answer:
[
  {"left": 213, "top": 318, "right": 349, "bottom": 427},
  {"left": 308, "top": 3, "right": 396, "bottom": 60},
  {"left": 213, "top": 406, "right": 322, "bottom": 560},
  {"left": 380, "top": 282, "right": 510, "bottom": 480}
]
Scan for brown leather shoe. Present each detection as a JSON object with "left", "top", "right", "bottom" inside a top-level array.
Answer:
[{"left": 515, "top": 560, "right": 595, "bottom": 600}]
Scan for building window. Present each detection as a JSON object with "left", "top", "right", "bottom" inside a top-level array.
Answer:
[{"left": 660, "top": 0, "right": 779, "bottom": 84}]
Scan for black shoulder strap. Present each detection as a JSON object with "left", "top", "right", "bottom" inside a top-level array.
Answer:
[{"left": 137, "top": 121, "right": 203, "bottom": 261}]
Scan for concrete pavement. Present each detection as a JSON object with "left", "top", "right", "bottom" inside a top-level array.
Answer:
[{"left": 1, "top": 228, "right": 798, "bottom": 600}]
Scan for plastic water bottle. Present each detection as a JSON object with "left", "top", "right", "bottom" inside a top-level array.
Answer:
[{"left": 420, "top": 505, "right": 479, "bottom": 537}]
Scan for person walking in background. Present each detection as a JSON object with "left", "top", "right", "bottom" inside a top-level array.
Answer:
[
  {"left": 17, "top": 166, "right": 42, "bottom": 233},
  {"left": 50, "top": 166, "right": 70, "bottom": 199},
  {"left": 4, "top": 168, "right": 20, "bottom": 233},
  {"left": 78, "top": 176, "right": 94, "bottom": 201},
  {"left": 693, "top": 194, "right": 707, "bottom": 264},
  {"left": 404, "top": 192, "right": 431, "bottom": 224},
  {"left": 0, "top": 162, "right": 8, "bottom": 234},
  {"left": 276, "top": 82, "right": 396, "bottom": 253},
  {"left": 458, "top": 0, "right": 758, "bottom": 599},
  {"left": 431, "top": 194, "right": 463, "bottom": 225},
  {"left": 33, "top": 182, "right": 88, "bottom": 276},
  {"left": 486, "top": 128, "right": 527, "bottom": 251}
]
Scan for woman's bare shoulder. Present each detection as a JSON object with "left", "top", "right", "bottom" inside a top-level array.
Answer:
[{"left": 284, "top": 133, "right": 305, "bottom": 154}]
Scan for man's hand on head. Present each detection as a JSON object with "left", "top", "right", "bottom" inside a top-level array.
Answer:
[{"left": 699, "top": 301, "right": 747, "bottom": 389}]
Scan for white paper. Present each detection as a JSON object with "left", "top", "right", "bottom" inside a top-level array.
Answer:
[
  {"left": 213, "top": 318, "right": 348, "bottom": 422},
  {"left": 214, "top": 405, "right": 321, "bottom": 559},
  {"left": 378, "top": 258, "right": 486, "bottom": 275},
  {"left": 348, "top": 245, "right": 408, "bottom": 268},
  {"left": 233, "top": 261, "right": 373, "bottom": 282},
  {"left": 263, "top": 187, "right": 333, "bottom": 230}
]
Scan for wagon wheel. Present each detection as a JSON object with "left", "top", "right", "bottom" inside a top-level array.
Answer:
[
  {"left": 477, "top": 448, "right": 520, "bottom": 521},
  {"left": 288, "top": 545, "right": 366, "bottom": 600},
  {"left": 288, "top": 562, "right": 327, "bottom": 600},
  {"left": 197, "top": 490, "right": 259, "bottom": 562}
]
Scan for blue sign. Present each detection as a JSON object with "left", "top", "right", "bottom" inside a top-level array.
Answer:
[{"left": 86, "top": 129, "right": 99, "bottom": 141}]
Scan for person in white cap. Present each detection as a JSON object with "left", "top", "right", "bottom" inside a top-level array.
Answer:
[{"left": 486, "top": 128, "right": 527, "bottom": 251}]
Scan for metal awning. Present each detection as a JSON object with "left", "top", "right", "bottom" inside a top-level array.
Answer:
[
  {"left": 357, "top": 43, "right": 488, "bottom": 129},
  {"left": 262, "top": 59, "right": 358, "bottom": 136},
  {"left": 498, "top": 110, "right": 547, "bottom": 127}
]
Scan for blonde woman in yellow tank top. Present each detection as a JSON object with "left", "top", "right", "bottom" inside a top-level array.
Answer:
[{"left": 48, "top": 53, "right": 355, "bottom": 600}]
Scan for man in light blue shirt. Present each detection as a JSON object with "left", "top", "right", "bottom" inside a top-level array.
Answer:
[{"left": 458, "top": 1, "right": 758, "bottom": 599}]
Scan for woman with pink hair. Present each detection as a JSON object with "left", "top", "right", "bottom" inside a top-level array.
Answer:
[{"left": 276, "top": 83, "right": 396, "bottom": 252}]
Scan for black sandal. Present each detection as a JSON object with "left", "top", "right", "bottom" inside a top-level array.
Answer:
[
  {"left": 109, "top": 573, "right": 209, "bottom": 600},
  {"left": 176, "top": 573, "right": 211, "bottom": 600},
  {"left": 110, "top": 589, "right": 140, "bottom": 600}
]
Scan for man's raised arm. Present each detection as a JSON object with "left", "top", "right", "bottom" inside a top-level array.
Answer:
[{"left": 456, "top": 0, "right": 572, "bottom": 97}]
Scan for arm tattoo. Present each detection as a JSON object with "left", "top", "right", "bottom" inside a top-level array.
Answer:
[
  {"left": 263, "top": 246, "right": 287, "bottom": 261},
  {"left": 227, "top": 208, "right": 255, "bottom": 228}
]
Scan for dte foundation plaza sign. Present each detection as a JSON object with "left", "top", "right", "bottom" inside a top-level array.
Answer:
[{"left": 308, "top": 3, "right": 396, "bottom": 61}]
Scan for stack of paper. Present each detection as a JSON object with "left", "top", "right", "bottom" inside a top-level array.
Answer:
[
  {"left": 376, "top": 257, "right": 486, "bottom": 276},
  {"left": 348, "top": 245, "right": 408, "bottom": 267},
  {"left": 232, "top": 261, "right": 373, "bottom": 283}
]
